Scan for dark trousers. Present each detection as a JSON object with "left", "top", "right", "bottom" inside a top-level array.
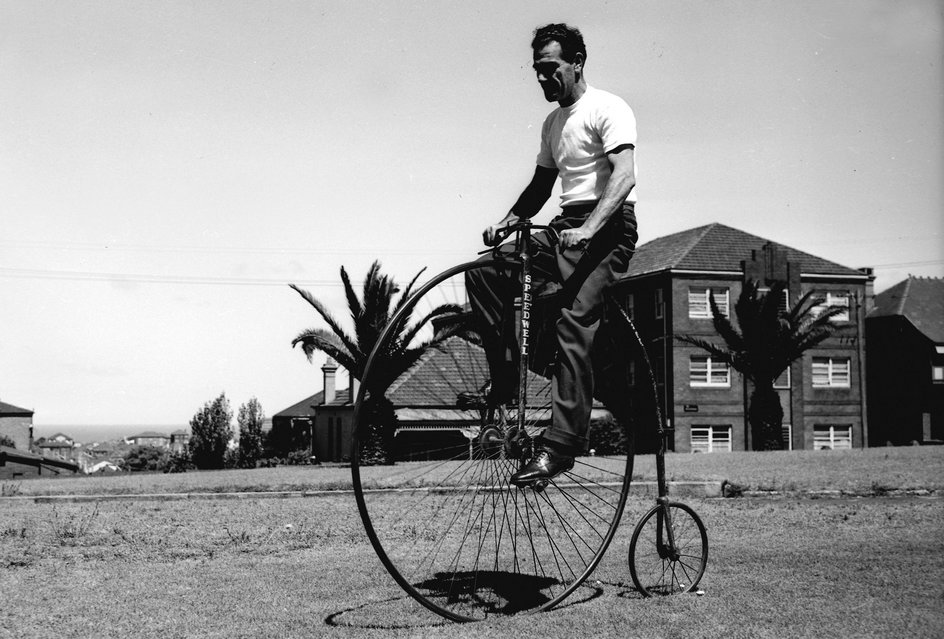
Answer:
[{"left": 466, "top": 202, "right": 638, "bottom": 454}]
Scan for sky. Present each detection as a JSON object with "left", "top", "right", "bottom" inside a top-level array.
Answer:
[{"left": 1, "top": 1, "right": 942, "bottom": 440}]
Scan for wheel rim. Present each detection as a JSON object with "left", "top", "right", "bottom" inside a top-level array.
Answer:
[
  {"left": 351, "top": 260, "right": 634, "bottom": 621},
  {"left": 629, "top": 502, "right": 708, "bottom": 597}
]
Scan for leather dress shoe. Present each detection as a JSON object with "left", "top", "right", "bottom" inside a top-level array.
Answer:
[{"left": 510, "top": 447, "right": 574, "bottom": 486}]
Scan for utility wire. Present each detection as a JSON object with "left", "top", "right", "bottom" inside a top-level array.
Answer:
[{"left": 0, "top": 266, "right": 343, "bottom": 287}]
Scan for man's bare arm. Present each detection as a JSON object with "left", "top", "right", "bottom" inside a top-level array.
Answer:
[
  {"left": 559, "top": 145, "right": 635, "bottom": 250},
  {"left": 484, "top": 165, "right": 559, "bottom": 245}
]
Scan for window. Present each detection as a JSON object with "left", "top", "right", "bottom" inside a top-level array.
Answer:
[
  {"left": 688, "top": 287, "right": 730, "bottom": 318},
  {"left": 814, "top": 425, "right": 852, "bottom": 450},
  {"left": 690, "top": 356, "right": 730, "bottom": 387},
  {"left": 813, "top": 292, "right": 850, "bottom": 322},
  {"left": 757, "top": 286, "right": 790, "bottom": 313},
  {"left": 773, "top": 367, "right": 791, "bottom": 389},
  {"left": 781, "top": 424, "right": 793, "bottom": 451},
  {"left": 812, "top": 357, "right": 851, "bottom": 387},
  {"left": 623, "top": 293, "right": 635, "bottom": 321},
  {"left": 933, "top": 366, "right": 944, "bottom": 384},
  {"left": 654, "top": 289, "right": 664, "bottom": 319},
  {"left": 690, "top": 425, "right": 732, "bottom": 453}
]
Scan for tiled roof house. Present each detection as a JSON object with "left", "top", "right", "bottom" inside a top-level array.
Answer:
[
  {"left": 608, "top": 223, "right": 873, "bottom": 452},
  {"left": 866, "top": 276, "right": 944, "bottom": 444}
]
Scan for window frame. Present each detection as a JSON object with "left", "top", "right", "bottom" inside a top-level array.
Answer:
[
  {"left": 690, "top": 425, "right": 733, "bottom": 453},
  {"left": 814, "top": 424, "right": 853, "bottom": 450},
  {"left": 688, "top": 287, "right": 730, "bottom": 319},
  {"left": 813, "top": 291, "right": 851, "bottom": 322},
  {"left": 932, "top": 365, "right": 944, "bottom": 384},
  {"left": 812, "top": 357, "right": 851, "bottom": 388},
  {"left": 689, "top": 355, "right": 731, "bottom": 388},
  {"left": 757, "top": 286, "right": 790, "bottom": 313}
]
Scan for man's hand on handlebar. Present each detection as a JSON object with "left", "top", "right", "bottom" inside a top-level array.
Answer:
[
  {"left": 559, "top": 226, "right": 592, "bottom": 252},
  {"left": 482, "top": 215, "right": 521, "bottom": 246}
]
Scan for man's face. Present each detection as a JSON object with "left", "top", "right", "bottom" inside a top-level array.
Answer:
[{"left": 532, "top": 41, "right": 581, "bottom": 105}]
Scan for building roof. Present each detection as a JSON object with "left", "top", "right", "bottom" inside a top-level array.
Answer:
[
  {"left": 387, "top": 336, "right": 551, "bottom": 407},
  {"left": 0, "top": 401, "right": 33, "bottom": 416},
  {"left": 129, "top": 431, "right": 169, "bottom": 439},
  {"left": 869, "top": 276, "right": 944, "bottom": 343},
  {"left": 272, "top": 388, "right": 353, "bottom": 418},
  {"left": 38, "top": 440, "right": 74, "bottom": 449},
  {"left": 623, "top": 223, "right": 868, "bottom": 279}
]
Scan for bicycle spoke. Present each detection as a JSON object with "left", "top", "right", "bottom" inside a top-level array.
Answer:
[{"left": 352, "top": 260, "right": 636, "bottom": 620}]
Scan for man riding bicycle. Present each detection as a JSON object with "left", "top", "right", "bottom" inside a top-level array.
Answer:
[{"left": 467, "top": 23, "right": 638, "bottom": 486}]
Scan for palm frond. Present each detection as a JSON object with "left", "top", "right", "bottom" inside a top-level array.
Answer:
[
  {"left": 289, "top": 284, "right": 361, "bottom": 358},
  {"left": 675, "top": 335, "right": 737, "bottom": 367},
  {"left": 339, "top": 266, "right": 363, "bottom": 323},
  {"left": 391, "top": 267, "right": 428, "bottom": 318},
  {"left": 397, "top": 303, "right": 466, "bottom": 350},
  {"left": 709, "top": 292, "right": 744, "bottom": 351},
  {"left": 290, "top": 329, "right": 358, "bottom": 373}
]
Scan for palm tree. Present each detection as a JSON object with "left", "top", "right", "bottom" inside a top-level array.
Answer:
[
  {"left": 290, "top": 261, "right": 464, "bottom": 464},
  {"left": 677, "top": 281, "right": 847, "bottom": 450}
]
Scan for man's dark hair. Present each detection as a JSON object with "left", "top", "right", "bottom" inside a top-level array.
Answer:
[{"left": 531, "top": 23, "right": 587, "bottom": 63}]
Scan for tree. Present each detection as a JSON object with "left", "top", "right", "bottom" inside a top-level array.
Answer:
[
  {"left": 122, "top": 445, "right": 169, "bottom": 472},
  {"left": 236, "top": 397, "right": 265, "bottom": 468},
  {"left": 0, "top": 435, "right": 16, "bottom": 449},
  {"left": 677, "top": 281, "right": 846, "bottom": 450},
  {"left": 188, "top": 393, "right": 233, "bottom": 469},
  {"left": 290, "top": 261, "right": 464, "bottom": 464}
]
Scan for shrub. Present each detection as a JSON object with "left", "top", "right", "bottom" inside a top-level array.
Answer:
[
  {"left": 122, "top": 446, "right": 170, "bottom": 472},
  {"left": 588, "top": 415, "right": 628, "bottom": 455}
]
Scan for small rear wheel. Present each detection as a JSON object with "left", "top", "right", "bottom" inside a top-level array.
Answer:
[{"left": 628, "top": 501, "right": 708, "bottom": 597}]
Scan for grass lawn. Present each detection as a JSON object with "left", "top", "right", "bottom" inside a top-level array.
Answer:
[
  {"left": 1, "top": 447, "right": 942, "bottom": 638},
  {"left": 4, "top": 446, "right": 943, "bottom": 497}
]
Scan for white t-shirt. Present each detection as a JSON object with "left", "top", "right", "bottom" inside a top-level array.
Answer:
[{"left": 536, "top": 86, "right": 637, "bottom": 207}]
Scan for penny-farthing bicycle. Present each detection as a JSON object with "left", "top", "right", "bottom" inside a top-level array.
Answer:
[{"left": 350, "top": 220, "right": 707, "bottom": 621}]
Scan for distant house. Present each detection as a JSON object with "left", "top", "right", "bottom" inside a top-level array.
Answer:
[
  {"left": 0, "top": 400, "right": 34, "bottom": 450},
  {"left": 271, "top": 358, "right": 353, "bottom": 461},
  {"left": 36, "top": 432, "right": 81, "bottom": 463},
  {"left": 126, "top": 431, "right": 170, "bottom": 448},
  {"left": 169, "top": 430, "right": 190, "bottom": 453},
  {"left": 866, "top": 276, "right": 944, "bottom": 445}
]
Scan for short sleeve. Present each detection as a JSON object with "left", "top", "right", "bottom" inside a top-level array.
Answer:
[
  {"left": 597, "top": 96, "right": 637, "bottom": 153},
  {"left": 535, "top": 114, "right": 557, "bottom": 168}
]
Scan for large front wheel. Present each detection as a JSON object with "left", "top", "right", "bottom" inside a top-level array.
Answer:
[{"left": 351, "top": 259, "right": 635, "bottom": 621}]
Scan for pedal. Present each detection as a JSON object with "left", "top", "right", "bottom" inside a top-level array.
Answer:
[{"left": 531, "top": 479, "right": 550, "bottom": 493}]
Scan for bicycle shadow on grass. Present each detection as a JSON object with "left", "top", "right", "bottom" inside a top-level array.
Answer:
[{"left": 325, "top": 571, "right": 605, "bottom": 629}]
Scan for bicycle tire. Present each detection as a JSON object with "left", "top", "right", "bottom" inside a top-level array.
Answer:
[
  {"left": 628, "top": 501, "right": 708, "bottom": 597},
  {"left": 351, "top": 259, "right": 635, "bottom": 621}
]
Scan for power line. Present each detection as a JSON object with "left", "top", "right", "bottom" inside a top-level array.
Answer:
[
  {"left": 0, "top": 266, "right": 343, "bottom": 287},
  {"left": 0, "top": 239, "right": 461, "bottom": 257}
]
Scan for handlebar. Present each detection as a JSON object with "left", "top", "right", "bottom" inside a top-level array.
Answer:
[{"left": 487, "top": 220, "right": 560, "bottom": 248}]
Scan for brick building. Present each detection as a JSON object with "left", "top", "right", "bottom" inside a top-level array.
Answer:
[{"left": 608, "top": 223, "right": 873, "bottom": 452}]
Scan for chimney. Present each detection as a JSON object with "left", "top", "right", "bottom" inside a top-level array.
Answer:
[{"left": 321, "top": 357, "right": 338, "bottom": 405}]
